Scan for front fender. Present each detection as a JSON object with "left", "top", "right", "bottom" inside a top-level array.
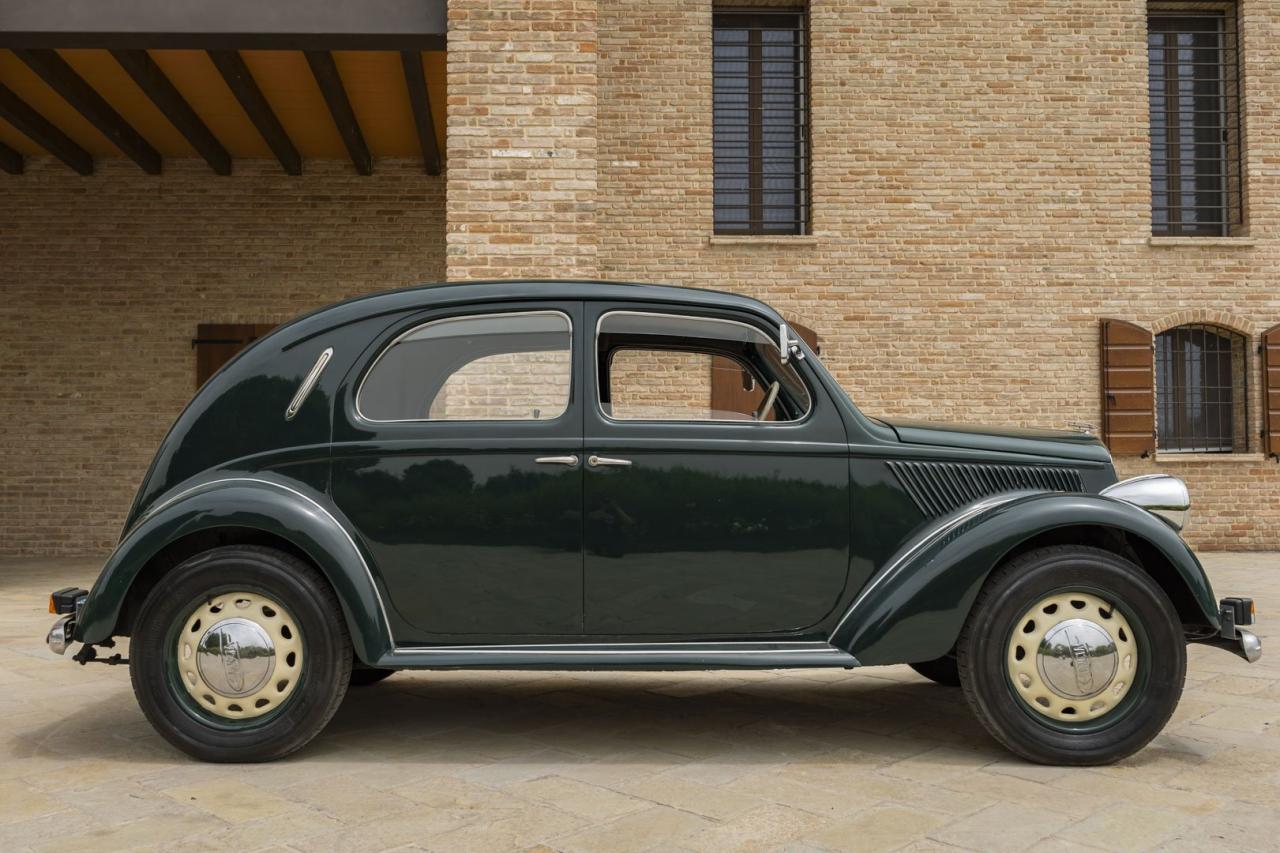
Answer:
[
  {"left": 74, "top": 476, "right": 393, "bottom": 663},
  {"left": 831, "top": 491, "right": 1219, "bottom": 665}
]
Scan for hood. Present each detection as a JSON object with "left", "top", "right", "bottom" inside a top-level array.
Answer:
[{"left": 882, "top": 418, "right": 1113, "bottom": 464}]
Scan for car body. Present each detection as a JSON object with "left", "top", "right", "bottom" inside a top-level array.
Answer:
[{"left": 46, "top": 280, "right": 1261, "bottom": 763}]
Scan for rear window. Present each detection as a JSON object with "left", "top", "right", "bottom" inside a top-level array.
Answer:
[{"left": 357, "top": 311, "right": 572, "bottom": 422}]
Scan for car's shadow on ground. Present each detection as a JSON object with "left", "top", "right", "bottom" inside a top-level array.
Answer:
[{"left": 18, "top": 671, "right": 1008, "bottom": 766}]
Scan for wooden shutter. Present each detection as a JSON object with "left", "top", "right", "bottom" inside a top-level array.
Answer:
[
  {"left": 1100, "top": 319, "right": 1155, "bottom": 456},
  {"left": 1263, "top": 323, "right": 1280, "bottom": 459},
  {"left": 193, "top": 323, "right": 276, "bottom": 388}
]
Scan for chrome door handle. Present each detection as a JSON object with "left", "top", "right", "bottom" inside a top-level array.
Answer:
[
  {"left": 588, "top": 455, "right": 632, "bottom": 468},
  {"left": 534, "top": 455, "right": 579, "bottom": 466}
]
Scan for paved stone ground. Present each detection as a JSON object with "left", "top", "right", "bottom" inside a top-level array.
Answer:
[{"left": 2, "top": 554, "right": 1278, "bottom": 852}]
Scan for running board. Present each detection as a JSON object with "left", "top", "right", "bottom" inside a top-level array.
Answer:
[{"left": 380, "top": 641, "right": 860, "bottom": 670}]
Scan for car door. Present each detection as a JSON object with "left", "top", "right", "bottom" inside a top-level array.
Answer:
[
  {"left": 583, "top": 303, "right": 852, "bottom": 635},
  {"left": 331, "top": 302, "right": 585, "bottom": 640}
]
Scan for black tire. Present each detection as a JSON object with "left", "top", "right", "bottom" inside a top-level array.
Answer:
[
  {"left": 129, "top": 545, "right": 352, "bottom": 762},
  {"left": 909, "top": 654, "right": 961, "bottom": 687},
  {"left": 957, "top": 545, "right": 1185, "bottom": 766},
  {"left": 349, "top": 667, "right": 395, "bottom": 687}
]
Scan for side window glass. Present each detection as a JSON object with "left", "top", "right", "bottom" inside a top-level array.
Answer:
[
  {"left": 598, "top": 312, "right": 810, "bottom": 423},
  {"left": 358, "top": 311, "right": 571, "bottom": 422}
]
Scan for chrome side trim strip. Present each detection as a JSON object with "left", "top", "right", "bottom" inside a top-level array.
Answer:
[
  {"left": 832, "top": 491, "right": 1036, "bottom": 637},
  {"left": 285, "top": 346, "right": 333, "bottom": 421},
  {"left": 384, "top": 641, "right": 859, "bottom": 668}
]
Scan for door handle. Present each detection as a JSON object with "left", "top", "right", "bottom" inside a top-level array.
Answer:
[
  {"left": 534, "top": 455, "right": 579, "bottom": 466},
  {"left": 588, "top": 455, "right": 632, "bottom": 468}
]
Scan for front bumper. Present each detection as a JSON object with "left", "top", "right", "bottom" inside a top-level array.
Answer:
[
  {"left": 1219, "top": 596, "right": 1261, "bottom": 663},
  {"left": 1195, "top": 596, "right": 1262, "bottom": 663}
]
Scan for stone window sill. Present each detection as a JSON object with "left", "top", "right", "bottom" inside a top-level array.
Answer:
[
  {"left": 707, "top": 235, "right": 819, "bottom": 247},
  {"left": 1147, "top": 236, "right": 1256, "bottom": 248},
  {"left": 1154, "top": 452, "right": 1271, "bottom": 464}
]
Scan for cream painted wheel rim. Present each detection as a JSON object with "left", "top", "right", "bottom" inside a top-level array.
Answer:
[
  {"left": 176, "top": 591, "right": 303, "bottom": 720},
  {"left": 1006, "top": 591, "right": 1138, "bottom": 722}
]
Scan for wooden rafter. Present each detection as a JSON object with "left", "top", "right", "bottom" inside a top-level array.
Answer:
[
  {"left": 0, "top": 138, "right": 22, "bottom": 174},
  {"left": 304, "top": 50, "right": 371, "bottom": 176},
  {"left": 400, "top": 50, "right": 440, "bottom": 176},
  {"left": 111, "top": 49, "right": 230, "bottom": 175},
  {"left": 14, "top": 48, "right": 161, "bottom": 174},
  {"left": 0, "top": 82, "right": 92, "bottom": 174},
  {"left": 208, "top": 49, "right": 301, "bottom": 175}
]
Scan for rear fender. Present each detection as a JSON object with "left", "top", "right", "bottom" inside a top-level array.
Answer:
[
  {"left": 74, "top": 477, "right": 392, "bottom": 663},
  {"left": 831, "top": 492, "right": 1219, "bottom": 665}
]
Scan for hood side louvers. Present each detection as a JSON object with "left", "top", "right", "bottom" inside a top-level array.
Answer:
[{"left": 888, "top": 461, "right": 1084, "bottom": 519}]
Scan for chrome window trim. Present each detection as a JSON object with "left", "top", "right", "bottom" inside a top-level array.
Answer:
[
  {"left": 284, "top": 347, "right": 333, "bottom": 421},
  {"left": 594, "top": 309, "right": 814, "bottom": 425},
  {"left": 353, "top": 309, "right": 574, "bottom": 425}
]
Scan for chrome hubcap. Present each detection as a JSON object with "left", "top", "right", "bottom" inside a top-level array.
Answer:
[
  {"left": 195, "top": 617, "right": 276, "bottom": 698},
  {"left": 1006, "top": 591, "right": 1138, "bottom": 722},
  {"left": 176, "top": 591, "right": 303, "bottom": 720}
]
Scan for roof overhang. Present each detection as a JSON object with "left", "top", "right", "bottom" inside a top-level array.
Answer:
[
  {"left": 0, "top": 1, "right": 446, "bottom": 177},
  {"left": 0, "top": 0, "right": 447, "bottom": 51}
]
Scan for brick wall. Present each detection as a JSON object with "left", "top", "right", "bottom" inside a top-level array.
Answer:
[
  {"left": 0, "top": 159, "right": 445, "bottom": 555},
  {"left": 446, "top": 0, "right": 599, "bottom": 279},
  {"left": 594, "top": 0, "right": 1280, "bottom": 549}
]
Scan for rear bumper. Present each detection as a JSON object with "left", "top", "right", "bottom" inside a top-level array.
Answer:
[{"left": 44, "top": 586, "right": 88, "bottom": 656}]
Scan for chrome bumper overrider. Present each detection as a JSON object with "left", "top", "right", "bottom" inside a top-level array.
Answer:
[
  {"left": 46, "top": 614, "right": 74, "bottom": 655},
  {"left": 1235, "top": 630, "right": 1262, "bottom": 664}
]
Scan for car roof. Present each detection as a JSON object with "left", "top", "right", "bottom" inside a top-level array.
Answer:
[{"left": 280, "top": 279, "right": 784, "bottom": 347}]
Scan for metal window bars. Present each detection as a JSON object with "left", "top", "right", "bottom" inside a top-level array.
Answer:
[
  {"left": 713, "top": 10, "right": 809, "bottom": 235},
  {"left": 1155, "top": 324, "right": 1247, "bottom": 453},
  {"left": 1148, "top": 8, "right": 1244, "bottom": 236}
]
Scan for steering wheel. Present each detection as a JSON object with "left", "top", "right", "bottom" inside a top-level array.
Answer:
[{"left": 753, "top": 381, "right": 780, "bottom": 421}]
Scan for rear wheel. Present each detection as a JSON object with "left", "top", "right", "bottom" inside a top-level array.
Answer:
[
  {"left": 129, "top": 545, "right": 352, "bottom": 762},
  {"left": 957, "top": 545, "right": 1185, "bottom": 765}
]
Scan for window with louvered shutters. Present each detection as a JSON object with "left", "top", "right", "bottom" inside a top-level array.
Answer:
[
  {"left": 713, "top": 10, "right": 810, "bottom": 235},
  {"left": 1263, "top": 323, "right": 1280, "bottom": 460},
  {"left": 193, "top": 323, "right": 276, "bottom": 389},
  {"left": 1156, "top": 324, "right": 1247, "bottom": 453},
  {"left": 1100, "top": 319, "right": 1155, "bottom": 456}
]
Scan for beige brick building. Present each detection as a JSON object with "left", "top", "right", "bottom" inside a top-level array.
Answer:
[{"left": 2, "top": 0, "right": 1278, "bottom": 556}]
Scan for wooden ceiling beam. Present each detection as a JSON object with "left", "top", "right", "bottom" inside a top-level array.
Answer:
[
  {"left": 304, "top": 50, "right": 371, "bottom": 176},
  {"left": 13, "top": 48, "right": 161, "bottom": 174},
  {"left": 111, "top": 49, "right": 231, "bottom": 175},
  {"left": 0, "top": 82, "right": 92, "bottom": 174},
  {"left": 208, "top": 49, "right": 301, "bottom": 175},
  {"left": 0, "top": 139, "right": 22, "bottom": 174},
  {"left": 400, "top": 50, "right": 440, "bottom": 176}
]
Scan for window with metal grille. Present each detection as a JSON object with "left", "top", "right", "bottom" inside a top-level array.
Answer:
[
  {"left": 1155, "top": 324, "right": 1248, "bottom": 452},
  {"left": 713, "top": 9, "right": 809, "bottom": 235},
  {"left": 1148, "top": 5, "right": 1244, "bottom": 236}
]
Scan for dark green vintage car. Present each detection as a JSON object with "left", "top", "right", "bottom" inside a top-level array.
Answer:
[{"left": 46, "top": 281, "right": 1260, "bottom": 764}]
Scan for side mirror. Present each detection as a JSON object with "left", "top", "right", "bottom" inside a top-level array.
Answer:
[{"left": 779, "top": 324, "right": 805, "bottom": 364}]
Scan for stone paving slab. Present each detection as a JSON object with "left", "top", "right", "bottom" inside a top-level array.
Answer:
[{"left": 1, "top": 553, "right": 1278, "bottom": 852}]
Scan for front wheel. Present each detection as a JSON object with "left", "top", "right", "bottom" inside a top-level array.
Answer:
[
  {"left": 129, "top": 545, "right": 352, "bottom": 762},
  {"left": 957, "top": 545, "right": 1186, "bottom": 766}
]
